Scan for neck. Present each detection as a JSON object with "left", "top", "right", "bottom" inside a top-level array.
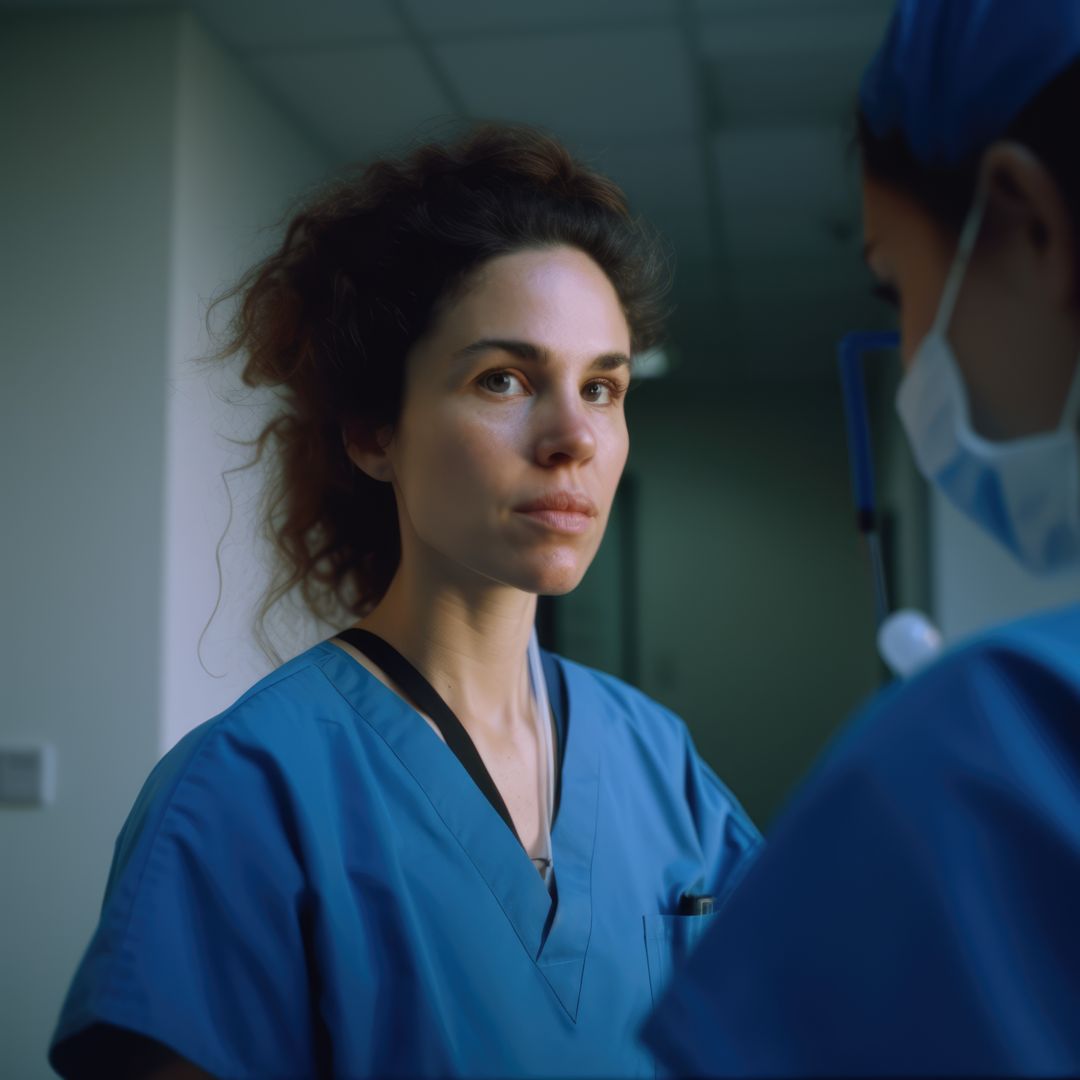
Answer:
[{"left": 352, "top": 553, "right": 538, "bottom": 741}]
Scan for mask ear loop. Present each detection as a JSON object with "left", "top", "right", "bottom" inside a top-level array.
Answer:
[
  {"left": 934, "top": 183, "right": 990, "bottom": 338},
  {"left": 941, "top": 184, "right": 1080, "bottom": 438}
]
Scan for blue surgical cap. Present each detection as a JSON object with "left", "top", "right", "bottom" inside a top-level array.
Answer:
[{"left": 860, "top": 0, "right": 1080, "bottom": 166}]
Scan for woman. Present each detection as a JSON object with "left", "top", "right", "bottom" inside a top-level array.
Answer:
[
  {"left": 48, "top": 124, "right": 761, "bottom": 1079},
  {"left": 642, "top": 1, "right": 1080, "bottom": 1075}
]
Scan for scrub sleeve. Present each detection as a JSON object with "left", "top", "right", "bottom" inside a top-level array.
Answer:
[{"left": 49, "top": 720, "right": 322, "bottom": 1079}]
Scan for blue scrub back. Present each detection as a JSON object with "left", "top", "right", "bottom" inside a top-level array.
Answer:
[{"left": 642, "top": 602, "right": 1080, "bottom": 1076}]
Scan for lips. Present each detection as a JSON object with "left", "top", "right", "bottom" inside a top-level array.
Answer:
[{"left": 513, "top": 491, "right": 598, "bottom": 516}]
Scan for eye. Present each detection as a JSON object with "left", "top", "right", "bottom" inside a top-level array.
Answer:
[
  {"left": 479, "top": 370, "right": 629, "bottom": 405},
  {"left": 583, "top": 379, "right": 628, "bottom": 405},
  {"left": 871, "top": 281, "right": 901, "bottom": 309},
  {"left": 480, "top": 371, "right": 527, "bottom": 396}
]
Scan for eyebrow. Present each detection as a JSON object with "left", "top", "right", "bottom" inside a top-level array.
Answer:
[{"left": 451, "top": 338, "right": 631, "bottom": 373}]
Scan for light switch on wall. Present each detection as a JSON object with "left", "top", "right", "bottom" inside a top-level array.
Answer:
[{"left": 0, "top": 744, "right": 57, "bottom": 806}]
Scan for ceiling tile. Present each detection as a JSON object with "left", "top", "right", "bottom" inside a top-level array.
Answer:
[
  {"left": 694, "top": 0, "right": 892, "bottom": 24},
  {"left": 580, "top": 137, "right": 704, "bottom": 213},
  {"left": 722, "top": 203, "right": 861, "bottom": 271},
  {"left": 403, "top": 0, "right": 676, "bottom": 36},
  {"left": 698, "top": 6, "right": 891, "bottom": 53},
  {"left": 575, "top": 137, "right": 715, "bottom": 262},
  {"left": 703, "top": 49, "right": 861, "bottom": 130},
  {"left": 698, "top": 8, "right": 892, "bottom": 128},
  {"left": 435, "top": 27, "right": 697, "bottom": 140},
  {"left": 192, "top": 0, "right": 402, "bottom": 51},
  {"left": 710, "top": 125, "right": 860, "bottom": 260},
  {"left": 245, "top": 44, "right": 454, "bottom": 162}
]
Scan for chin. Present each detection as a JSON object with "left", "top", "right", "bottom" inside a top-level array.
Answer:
[
  {"left": 496, "top": 557, "right": 587, "bottom": 597},
  {"left": 528, "top": 564, "right": 589, "bottom": 596},
  {"left": 535, "top": 579, "right": 583, "bottom": 598}
]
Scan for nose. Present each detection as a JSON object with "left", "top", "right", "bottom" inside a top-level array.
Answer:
[{"left": 532, "top": 384, "right": 598, "bottom": 467}]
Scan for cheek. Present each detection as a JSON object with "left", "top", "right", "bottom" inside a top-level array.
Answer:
[
  {"left": 899, "top": 306, "right": 928, "bottom": 370},
  {"left": 607, "top": 422, "right": 630, "bottom": 479},
  {"left": 898, "top": 269, "right": 950, "bottom": 370},
  {"left": 893, "top": 226, "right": 957, "bottom": 370},
  {"left": 399, "top": 408, "right": 515, "bottom": 514}
]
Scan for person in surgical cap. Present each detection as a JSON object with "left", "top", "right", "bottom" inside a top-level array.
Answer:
[{"left": 640, "top": 0, "right": 1080, "bottom": 1075}]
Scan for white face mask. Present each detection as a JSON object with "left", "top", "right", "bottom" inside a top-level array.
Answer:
[{"left": 895, "top": 187, "right": 1080, "bottom": 575}]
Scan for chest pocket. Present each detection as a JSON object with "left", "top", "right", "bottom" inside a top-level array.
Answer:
[{"left": 643, "top": 911, "right": 719, "bottom": 1004}]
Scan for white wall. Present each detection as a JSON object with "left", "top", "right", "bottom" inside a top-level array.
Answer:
[
  {"left": 0, "top": 11, "right": 327, "bottom": 1078},
  {"left": 1, "top": 14, "right": 176, "bottom": 1077},
  {"left": 161, "top": 13, "right": 329, "bottom": 751}
]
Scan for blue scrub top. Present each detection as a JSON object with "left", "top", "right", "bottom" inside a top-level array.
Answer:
[
  {"left": 641, "top": 602, "right": 1080, "bottom": 1077},
  {"left": 49, "top": 641, "right": 761, "bottom": 1079}
]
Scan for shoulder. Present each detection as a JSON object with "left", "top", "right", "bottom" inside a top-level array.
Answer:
[
  {"left": 867, "top": 602, "right": 1079, "bottom": 730},
  {"left": 109, "top": 642, "right": 356, "bottom": 888},
  {"left": 973, "top": 600, "right": 1080, "bottom": 686},
  {"left": 815, "top": 602, "right": 1080, "bottom": 806},
  {"left": 141, "top": 643, "right": 346, "bottom": 790}
]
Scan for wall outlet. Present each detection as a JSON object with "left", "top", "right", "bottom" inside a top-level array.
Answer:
[{"left": 0, "top": 744, "right": 57, "bottom": 806}]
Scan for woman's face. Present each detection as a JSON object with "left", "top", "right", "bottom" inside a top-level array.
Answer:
[
  {"left": 861, "top": 159, "right": 1080, "bottom": 440},
  {"left": 379, "top": 244, "right": 632, "bottom": 597}
]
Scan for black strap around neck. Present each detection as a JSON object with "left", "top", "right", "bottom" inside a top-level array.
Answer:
[{"left": 334, "top": 628, "right": 556, "bottom": 852}]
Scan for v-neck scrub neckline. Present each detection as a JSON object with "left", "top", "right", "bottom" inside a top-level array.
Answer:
[
  {"left": 319, "top": 638, "right": 596, "bottom": 1016},
  {"left": 330, "top": 628, "right": 562, "bottom": 884}
]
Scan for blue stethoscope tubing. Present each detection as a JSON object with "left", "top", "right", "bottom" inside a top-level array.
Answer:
[{"left": 838, "top": 330, "right": 901, "bottom": 631}]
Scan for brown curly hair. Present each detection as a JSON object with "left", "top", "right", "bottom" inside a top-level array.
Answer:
[{"left": 207, "top": 122, "right": 673, "bottom": 663}]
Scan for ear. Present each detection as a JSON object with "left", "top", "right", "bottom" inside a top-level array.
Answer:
[
  {"left": 979, "top": 140, "right": 1076, "bottom": 310},
  {"left": 343, "top": 421, "right": 395, "bottom": 484}
]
